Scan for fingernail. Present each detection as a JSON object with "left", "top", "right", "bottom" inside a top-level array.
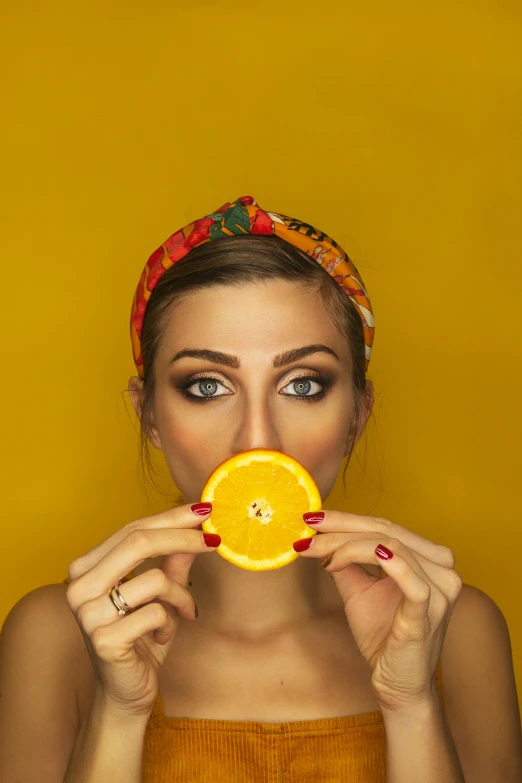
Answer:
[
  {"left": 203, "top": 532, "right": 221, "bottom": 547},
  {"left": 293, "top": 537, "right": 313, "bottom": 552},
  {"left": 375, "top": 544, "right": 393, "bottom": 560},
  {"left": 192, "top": 502, "right": 212, "bottom": 516},
  {"left": 321, "top": 553, "right": 333, "bottom": 568},
  {"left": 303, "top": 512, "right": 324, "bottom": 524}
]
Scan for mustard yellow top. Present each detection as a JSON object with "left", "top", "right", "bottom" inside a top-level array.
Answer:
[
  {"left": 63, "top": 573, "right": 445, "bottom": 782},
  {"left": 142, "top": 663, "right": 444, "bottom": 783}
]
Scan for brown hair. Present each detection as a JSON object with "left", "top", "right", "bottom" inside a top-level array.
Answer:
[{"left": 130, "top": 234, "right": 375, "bottom": 502}]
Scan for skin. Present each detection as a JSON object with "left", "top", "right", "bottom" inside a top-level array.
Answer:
[{"left": 128, "top": 278, "right": 376, "bottom": 642}]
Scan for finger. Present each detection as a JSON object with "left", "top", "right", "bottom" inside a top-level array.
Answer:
[
  {"left": 368, "top": 542, "right": 434, "bottom": 636},
  {"left": 316, "top": 537, "right": 435, "bottom": 631},
  {"left": 76, "top": 567, "right": 198, "bottom": 637},
  {"left": 66, "top": 525, "right": 219, "bottom": 609},
  {"left": 296, "top": 532, "right": 462, "bottom": 603},
  {"left": 67, "top": 502, "right": 212, "bottom": 582},
  {"left": 314, "top": 535, "right": 460, "bottom": 621},
  {"left": 303, "top": 510, "right": 455, "bottom": 568},
  {"left": 90, "top": 601, "right": 176, "bottom": 661}
]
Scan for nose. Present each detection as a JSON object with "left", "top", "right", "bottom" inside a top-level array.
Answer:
[{"left": 230, "top": 392, "right": 283, "bottom": 455}]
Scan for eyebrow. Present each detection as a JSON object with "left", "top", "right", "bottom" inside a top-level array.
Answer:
[{"left": 169, "top": 344, "right": 340, "bottom": 369}]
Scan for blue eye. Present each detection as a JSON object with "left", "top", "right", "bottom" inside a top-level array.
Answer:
[
  {"left": 185, "top": 378, "right": 230, "bottom": 399},
  {"left": 281, "top": 377, "right": 324, "bottom": 399},
  {"left": 283, "top": 373, "right": 336, "bottom": 401},
  {"left": 175, "top": 373, "right": 335, "bottom": 403}
]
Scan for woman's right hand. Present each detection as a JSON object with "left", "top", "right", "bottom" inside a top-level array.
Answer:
[{"left": 65, "top": 502, "right": 219, "bottom": 719}]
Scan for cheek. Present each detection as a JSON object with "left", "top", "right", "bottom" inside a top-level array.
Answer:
[
  {"left": 153, "top": 403, "right": 226, "bottom": 493},
  {"left": 292, "top": 401, "right": 351, "bottom": 452},
  {"left": 294, "top": 418, "right": 352, "bottom": 500},
  {"left": 158, "top": 410, "right": 220, "bottom": 465},
  {"left": 298, "top": 434, "right": 346, "bottom": 480}
]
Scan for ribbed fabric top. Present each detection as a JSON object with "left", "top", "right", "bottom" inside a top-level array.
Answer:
[
  {"left": 63, "top": 572, "right": 445, "bottom": 782},
  {"left": 142, "top": 663, "right": 444, "bottom": 783}
]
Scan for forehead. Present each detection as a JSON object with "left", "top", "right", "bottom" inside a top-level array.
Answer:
[{"left": 157, "top": 279, "right": 351, "bottom": 365}]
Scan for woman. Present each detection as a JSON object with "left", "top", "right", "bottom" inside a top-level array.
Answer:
[{"left": 2, "top": 195, "right": 496, "bottom": 782}]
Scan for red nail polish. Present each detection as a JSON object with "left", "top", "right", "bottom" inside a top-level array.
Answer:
[
  {"left": 203, "top": 532, "right": 221, "bottom": 547},
  {"left": 303, "top": 512, "right": 324, "bottom": 524},
  {"left": 192, "top": 503, "right": 212, "bottom": 516},
  {"left": 293, "top": 537, "right": 313, "bottom": 552},
  {"left": 376, "top": 544, "right": 393, "bottom": 560}
]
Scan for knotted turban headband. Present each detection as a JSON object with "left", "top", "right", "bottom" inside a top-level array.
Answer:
[{"left": 130, "top": 195, "right": 375, "bottom": 378}]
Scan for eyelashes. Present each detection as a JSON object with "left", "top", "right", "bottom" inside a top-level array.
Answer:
[{"left": 174, "top": 372, "right": 335, "bottom": 404}]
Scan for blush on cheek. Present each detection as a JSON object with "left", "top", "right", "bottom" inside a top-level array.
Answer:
[
  {"left": 295, "top": 438, "right": 345, "bottom": 502},
  {"left": 160, "top": 428, "right": 223, "bottom": 502}
]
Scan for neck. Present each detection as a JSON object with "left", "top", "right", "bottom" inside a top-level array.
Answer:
[{"left": 183, "top": 551, "right": 345, "bottom": 640}]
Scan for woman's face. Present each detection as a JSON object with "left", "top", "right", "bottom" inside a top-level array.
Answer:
[{"left": 130, "top": 279, "right": 373, "bottom": 503}]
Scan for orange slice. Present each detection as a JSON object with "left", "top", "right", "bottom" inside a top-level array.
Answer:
[{"left": 200, "top": 449, "right": 322, "bottom": 571}]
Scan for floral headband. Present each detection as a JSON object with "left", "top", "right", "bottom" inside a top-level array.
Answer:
[{"left": 130, "top": 195, "right": 374, "bottom": 378}]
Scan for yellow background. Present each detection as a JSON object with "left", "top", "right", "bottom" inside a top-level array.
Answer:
[{"left": 1, "top": 0, "right": 521, "bottom": 709}]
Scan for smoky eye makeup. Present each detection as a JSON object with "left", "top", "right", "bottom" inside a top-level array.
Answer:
[{"left": 173, "top": 370, "right": 337, "bottom": 404}]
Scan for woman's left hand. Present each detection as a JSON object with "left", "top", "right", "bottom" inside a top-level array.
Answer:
[{"left": 293, "top": 511, "right": 463, "bottom": 712}]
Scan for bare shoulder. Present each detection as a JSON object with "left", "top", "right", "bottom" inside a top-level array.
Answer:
[
  {"left": 2, "top": 581, "right": 83, "bottom": 659},
  {"left": 440, "top": 582, "right": 514, "bottom": 672},
  {"left": 440, "top": 582, "right": 522, "bottom": 782},
  {"left": 1, "top": 582, "right": 94, "bottom": 730},
  {"left": 440, "top": 581, "right": 516, "bottom": 701},
  {"left": 46, "top": 582, "right": 97, "bottom": 726},
  {"left": 0, "top": 582, "right": 96, "bottom": 781}
]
